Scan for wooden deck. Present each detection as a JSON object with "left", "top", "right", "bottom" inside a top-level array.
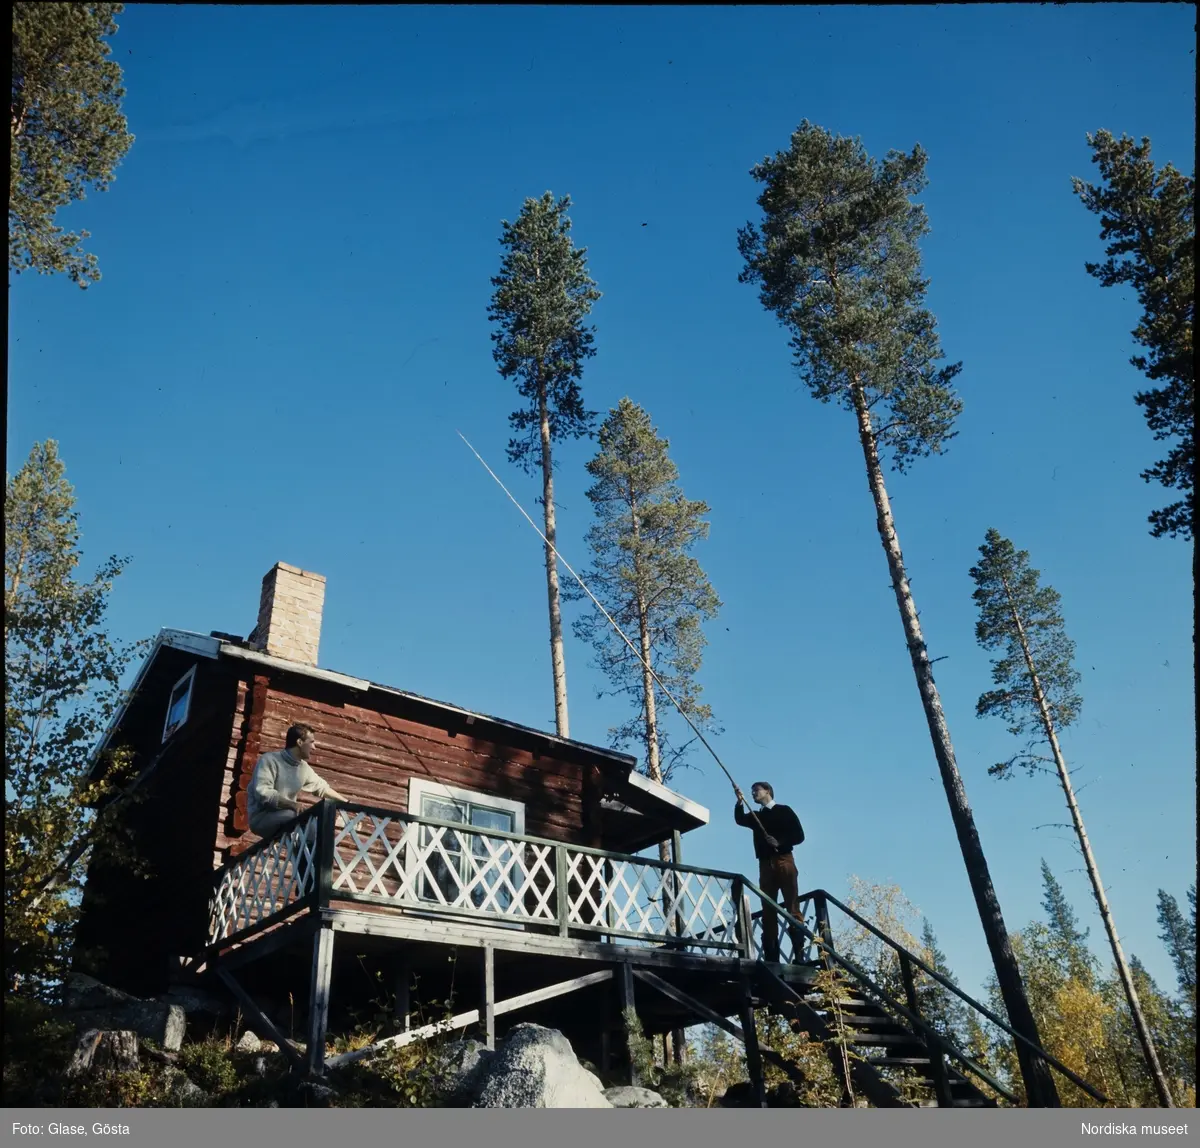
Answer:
[{"left": 194, "top": 800, "right": 1104, "bottom": 1107}]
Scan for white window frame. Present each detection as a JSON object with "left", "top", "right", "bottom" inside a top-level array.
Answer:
[
  {"left": 406, "top": 779, "right": 526, "bottom": 921},
  {"left": 162, "top": 665, "right": 197, "bottom": 742}
]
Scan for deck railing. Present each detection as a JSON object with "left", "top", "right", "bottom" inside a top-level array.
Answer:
[{"left": 208, "top": 800, "right": 745, "bottom": 956}]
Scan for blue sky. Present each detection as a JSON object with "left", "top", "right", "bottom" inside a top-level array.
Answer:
[{"left": 8, "top": 5, "right": 1195, "bottom": 1005}]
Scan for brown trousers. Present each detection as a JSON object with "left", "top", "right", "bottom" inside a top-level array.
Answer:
[{"left": 758, "top": 853, "right": 803, "bottom": 962}]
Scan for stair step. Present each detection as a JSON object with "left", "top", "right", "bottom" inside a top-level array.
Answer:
[
  {"left": 873, "top": 1057, "right": 933, "bottom": 1067},
  {"left": 846, "top": 1034, "right": 928, "bottom": 1046}
]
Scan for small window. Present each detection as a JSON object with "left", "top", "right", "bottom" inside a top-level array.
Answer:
[{"left": 162, "top": 666, "right": 196, "bottom": 742}]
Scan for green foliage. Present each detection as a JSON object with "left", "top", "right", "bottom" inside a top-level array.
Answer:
[
  {"left": 177, "top": 1039, "right": 239, "bottom": 1096},
  {"left": 5, "top": 440, "right": 147, "bottom": 997},
  {"left": 1072, "top": 131, "right": 1194, "bottom": 539},
  {"left": 983, "top": 876, "right": 1197, "bottom": 1108},
  {"left": 10, "top": 3, "right": 135, "bottom": 288},
  {"left": 970, "top": 529, "right": 1082, "bottom": 777},
  {"left": 487, "top": 191, "right": 601, "bottom": 473},
  {"left": 619, "top": 1008, "right": 699, "bottom": 1106},
  {"left": 1156, "top": 886, "right": 1196, "bottom": 1010},
  {"left": 572, "top": 398, "right": 722, "bottom": 782},
  {"left": 737, "top": 120, "right": 963, "bottom": 473},
  {"left": 687, "top": 1024, "right": 746, "bottom": 1106},
  {"left": 1040, "top": 861, "right": 1097, "bottom": 989},
  {"left": 915, "top": 919, "right": 969, "bottom": 1050},
  {"left": 1, "top": 995, "right": 78, "bottom": 1103}
]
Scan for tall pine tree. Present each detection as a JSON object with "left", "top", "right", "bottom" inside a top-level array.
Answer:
[
  {"left": 1072, "top": 131, "right": 1194, "bottom": 540},
  {"left": 574, "top": 398, "right": 721, "bottom": 805},
  {"left": 737, "top": 120, "right": 1058, "bottom": 1106},
  {"left": 11, "top": 3, "right": 134, "bottom": 287},
  {"left": 970, "top": 528, "right": 1174, "bottom": 1106},
  {"left": 488, "top": 192, "right": 601, "bottom": 737}
]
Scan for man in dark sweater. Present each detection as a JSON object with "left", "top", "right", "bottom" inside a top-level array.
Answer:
[{"left": 735, "top": 782, "right": 805, "bottom": 963}]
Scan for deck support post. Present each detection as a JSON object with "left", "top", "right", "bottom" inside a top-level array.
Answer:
[
  {"left": 482, "top": 944, "right": 496, "bottom": 1050},
  {"left": 306, "top": 923, "right": 334, "bottom": 1077},
  {"left": 739, "top": 973, "right": 768, "bottom": 1108},
  {"left": 618, "top": 961, "right": 637, "bottom": 1085}
]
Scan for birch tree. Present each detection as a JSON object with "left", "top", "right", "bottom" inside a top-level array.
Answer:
[
  {"left": 488, "top": 192, "right": 601, "bottom": 737},
  {"left": 737, "top": 120, "right": 1059, "bottom": 1106},
  {"left": 969, "top": 527, "right": 1174, "bottom": 1106},
  {"left": 1072, "top": 131, "right": 1194, "bottom": 540},
  {"left": 573, "top": 398, "right": 721, "bottom": 811},
  {"left": 5, "top": 441, "right": 142, "bottom": 996}
]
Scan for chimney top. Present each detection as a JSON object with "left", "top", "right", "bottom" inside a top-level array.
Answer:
[{"left": 248, "top": 562, "right": 326, "bottom": 667}]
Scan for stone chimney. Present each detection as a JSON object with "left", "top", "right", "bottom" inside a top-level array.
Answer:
[{"left": 248, "top": 562, "right": 326, "bottom": 666}]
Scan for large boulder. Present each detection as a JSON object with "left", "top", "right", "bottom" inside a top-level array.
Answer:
[
  {"left": 471, "top": 1025, "right": 612, "bottom": 1108},
  {"left": 63, "top": 974, "right": 186, "bottom": 1052},
  {"left": 434, "top": 1038, "right": 495, "bottom": 1104},
  {"left": 604, "top": 1085, "right": 669, "bottom": 1108}
]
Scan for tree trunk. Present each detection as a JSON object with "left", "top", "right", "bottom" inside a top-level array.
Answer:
[
  {"left": 849, "top": 380, "right": 1060, "bottom": 1108},
  {"left": 1001, "top": 575, "right": 1175, "bottom": 1107},
  {"left": 538, "top": 385, "right": 569, "bottom": 739}
]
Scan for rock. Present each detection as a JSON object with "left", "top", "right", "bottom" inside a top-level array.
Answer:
[
  {"left": 472, "top": 1025, "right": 612, "bottom": 1108},
  {"left": 162, "top": 1067, "right": 210, "bottom": 1106},
  {"left": 63, "top": 974, "right": 186, "bottom": 1051},
  {"left": 67, "top": 1029, "right": 140, "bottom": 1077},
  {"left": 435, "top": 1038, "right": 495, "bottom": 1104},
  {"left": 235, "top": 1031, "right": 262, "bottom": 1054},
  {"left": 254, "top": 1057, "right": 268, "bottom": 1078},
  {"left": 719, "top": 1080, "right": 760, "bottom": 1107},
  {"left": 604, "top": 1085, "right": 669, "bottom": 1108},
  {"left": 295, "top": 1080, "right": 337, "bottom": 1107},
  {"left": 63, "top": 974, "right": 138, "bottom": 1011}
]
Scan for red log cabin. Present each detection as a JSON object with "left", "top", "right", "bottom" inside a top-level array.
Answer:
[{"left": 71, "top": 563, "right": 1033, "bottom": 1106}]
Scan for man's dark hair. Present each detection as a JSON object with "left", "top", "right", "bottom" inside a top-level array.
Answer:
[
  {"left": 752, "top": 781, "right": 774, "bottom": 799},
  {"left": 286, "top": 723, "right": 315, "bottom": 748}
]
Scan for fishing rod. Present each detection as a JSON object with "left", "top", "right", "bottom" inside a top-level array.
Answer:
[{"left": 456, "top": 431, "right": 771, "bottom": 841}]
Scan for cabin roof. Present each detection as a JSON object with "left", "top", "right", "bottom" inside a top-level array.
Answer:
[{"left": 92, "top": 628, "right": 710, "bottom": 838}]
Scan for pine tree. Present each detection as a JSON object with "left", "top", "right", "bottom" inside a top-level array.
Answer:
[
  {"left": 5, "top": 441, "right": 142, "bottom": 996},
  {"left": 737, "top": 120, "right": 1058, "bottom": 1106},
  {"left": 1040, "top": 861, "right": 1097, "bottom": 989},
  {"left": 573, "top": 398, "right": 721, "bottom": 800},
  {"left": 1072, "top": 131, "right": 1194, "bottom": 540},
  {"left": 1155, "top": 887, "right": 1196, "bottom": 1010},
  {"left": 488, "top": 192, "right": 601, "bottom": 738},
  {"left": 10, "top": 3, "right": 135, "bottom": 288},
  {"left": 916, "top": 919, "right": 968, "bottom": 1048},
  {"left": 970, "top": 528, "right": 1174, "bottom": 1106}
]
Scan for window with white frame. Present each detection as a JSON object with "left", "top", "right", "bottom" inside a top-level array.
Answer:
[
  {"left": 162, "top": 666, "right": 197, "bottom": 742},
  {"left": 407, "top": 779, "right": 525, "bottom": 912}
]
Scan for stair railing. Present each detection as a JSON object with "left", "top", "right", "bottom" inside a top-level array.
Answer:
[{"left": 744, "top": 882, "right": 1109, "bottom": 1106}]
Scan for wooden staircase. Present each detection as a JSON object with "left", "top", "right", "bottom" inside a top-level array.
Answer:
[{"left": 743, "top": 961, "right": 1000, "bottom": 1107}]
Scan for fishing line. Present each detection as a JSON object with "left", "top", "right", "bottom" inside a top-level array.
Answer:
[{"left": 456, "top": 430, "right": 769, "bottom": 839}]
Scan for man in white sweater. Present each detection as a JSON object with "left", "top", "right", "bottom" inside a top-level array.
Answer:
[{"left": 248, "top": 723, "right": 346, "bottom": 838}]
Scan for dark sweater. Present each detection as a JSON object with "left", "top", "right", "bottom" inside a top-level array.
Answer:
[{"left": 734, "top": 801, "right": 804, "bottom": 860}]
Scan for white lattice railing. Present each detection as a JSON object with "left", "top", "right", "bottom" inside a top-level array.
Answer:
[
  {"left": 209, "top": 810, "right": 320, "bottom": 945},
  {"left": 208, "top": 801, "right": 807, "bottom": 957}
]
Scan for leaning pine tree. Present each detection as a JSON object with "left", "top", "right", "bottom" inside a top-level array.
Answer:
[
  {"left": 574, "top": 398, "right": 722, "bottom": 826},
  {"left": 737, "top": 120, "right": 1059, "bottom": 1106},
  {"left": 969, "top": 527, "right": 1174, "bottom": 1107},
  {"left": 488, "top": 192, "right": 602, "bottom": 737}
]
